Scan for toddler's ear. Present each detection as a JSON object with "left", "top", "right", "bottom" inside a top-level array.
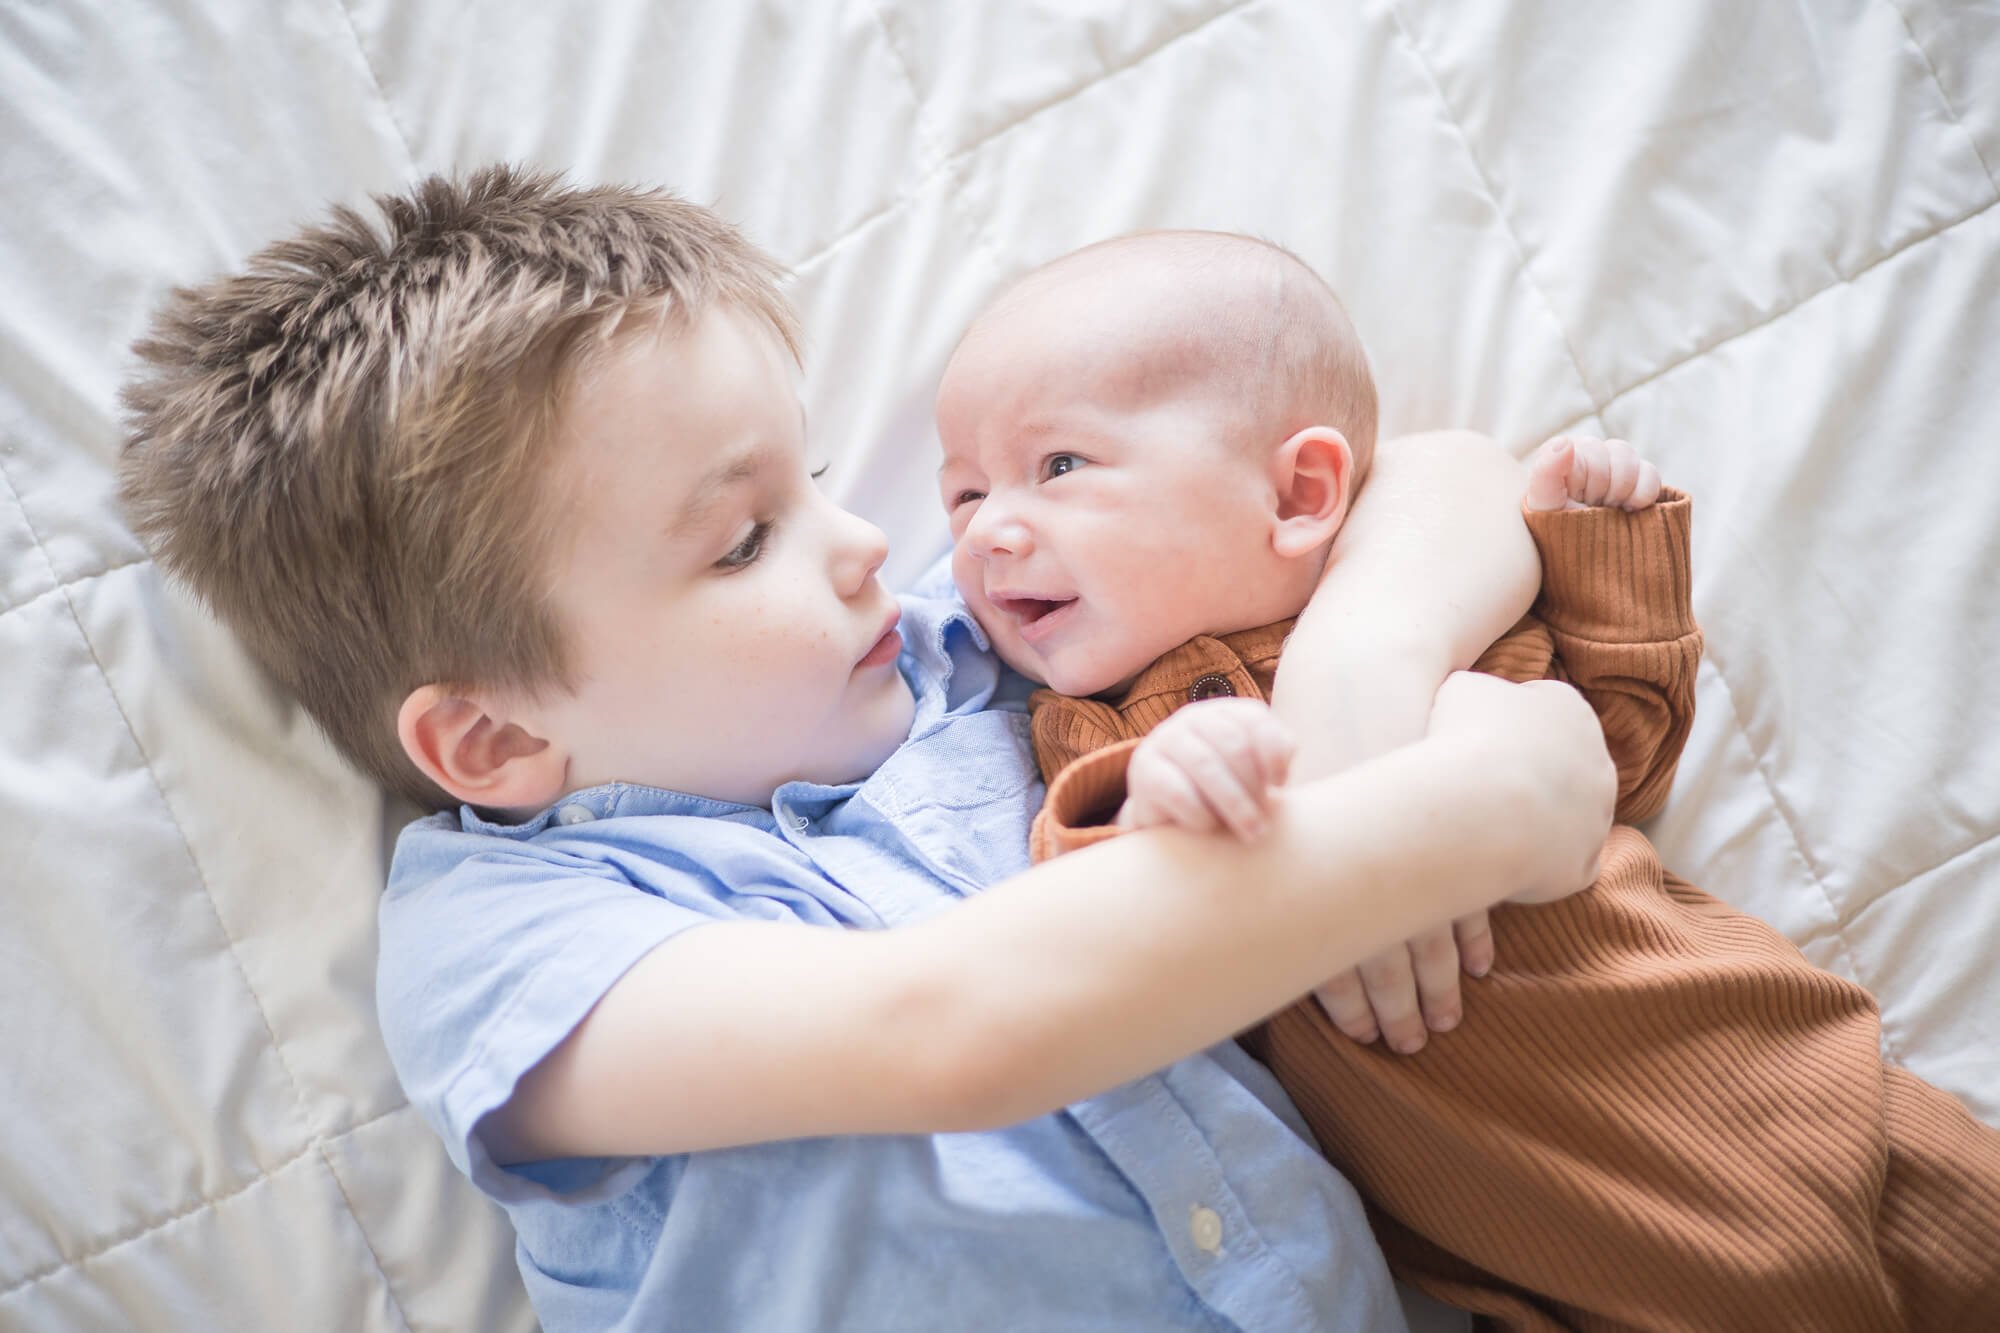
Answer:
[
  {"left": 398, "top": 685, "right": 568, "bottom": 812},
  {"left": 1270, "top": 426, "right": 1355, "bottom": 559}
]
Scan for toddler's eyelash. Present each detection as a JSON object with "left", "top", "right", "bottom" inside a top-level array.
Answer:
[{"left": 718, "top": 521, "right": 774, "bottom": 570}]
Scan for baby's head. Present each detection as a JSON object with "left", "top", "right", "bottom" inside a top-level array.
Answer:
[
  {"left": 937, "top": 231, "right": 1377, "bottom": 697},
  {"left": 122, "top": 167, "right": 913, "bottom": 814}
]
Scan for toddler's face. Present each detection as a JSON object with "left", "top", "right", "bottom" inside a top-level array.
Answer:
[
  {"left": 937, "top": 314, "right": 1287, "bottom": 698},
  {"left": 531, "top": 307, "right": 914, "bottom": 806}
]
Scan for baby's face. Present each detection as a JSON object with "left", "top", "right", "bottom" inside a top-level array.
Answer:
[
  {"left": 937, "top": 309, "right": 1288, "bottom": 698},
  {"left": 530, "top": 306, "right": 914, "bottom": 806}
]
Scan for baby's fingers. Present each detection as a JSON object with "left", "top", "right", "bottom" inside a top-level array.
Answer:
[
  {"left": 1176, "top": 741, "right": 1276, "bottom": 840},
  {"left": 1523, "top": 437, "right": 1575, "bottom": 512},
  {"left": 1569, "top": 436, "right": 1612, "bottom": 506},
  {"left": 1626, "top": 458, "right": 1663, "bottom": 510},
  {"left": 1240, "top": 707, "right": 1296, "bottom": 798},
  {"left": 1601, "top": 439, "right": 1642, "bottom": 509},
  {"left": 1120, "top": 756, "right": 1221, "bottom": 834}
]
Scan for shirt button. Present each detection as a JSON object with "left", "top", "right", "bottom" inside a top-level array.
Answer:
[
  {"left": 1188, "top": 673, "right": 1235, "bottom": 702},
  {"left": 1189, "top": 1204, "right": 1225, "bottom": 1255},
  {"left": 553, "top": 804, "right": 596, "bottom": 826}
]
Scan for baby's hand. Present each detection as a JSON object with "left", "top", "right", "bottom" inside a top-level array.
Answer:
[
  {"left": 1524, "top": 435, "right": 1663, "bottom": 512},
  {"left": 1119, "top": 699, "right": 1296, "bottom": 839}
]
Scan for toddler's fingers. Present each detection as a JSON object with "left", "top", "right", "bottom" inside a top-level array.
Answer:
[
  {"left": 1313, "top": 970, "right": 1381, "bottom": 1044},
  {"left": 1358, "top": 947, "right": 1429, "bottom": 1054},
  {"left": 1407, "top": 927, "right": 1464, "bottom": 1035},
  {"left": 1453, "top": 910, "right": 1495, "bottom": 978}
]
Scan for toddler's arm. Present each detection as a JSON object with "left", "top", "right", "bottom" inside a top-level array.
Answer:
[
  {"left": 482, "top": 673, "right": 1615, "bottom": 1164},
  {"left": 1270, "top": 430, "right": 1541, "bottom": 1051}
]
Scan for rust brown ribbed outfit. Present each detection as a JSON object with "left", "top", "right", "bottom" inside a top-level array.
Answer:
[{"left": 1029, "top": 492, "right": 2000, "bottom": 1331}]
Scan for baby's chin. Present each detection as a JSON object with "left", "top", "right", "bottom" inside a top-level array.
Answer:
[
  {"left": 968, "top": 608, "right": 1145, "bottom": 698},
  {"left": 1030, "top": 651, "right": 1150, "bottom": 700}
]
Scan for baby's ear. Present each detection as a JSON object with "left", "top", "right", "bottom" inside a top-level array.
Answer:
[
  {"left": 1269, "top": 426, "right": 1355, "bottom": 559},
  {"left": 397, "top": 684, "right": 568, "bottom": 812}
]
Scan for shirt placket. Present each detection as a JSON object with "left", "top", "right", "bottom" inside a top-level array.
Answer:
[{"left": 1067, "top": 1077, "right": 1322, "bottom": 1333}]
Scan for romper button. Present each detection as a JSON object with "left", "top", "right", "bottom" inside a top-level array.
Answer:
[
  {"left": 1188, "top": 673, "right": 1235, "bottom": 702},
  {"left": 1189, "top": 1204, "right": 1225, "bottom": 1255},
  {"left": 554, "top": 804, "right": 596, "bottom": 826}
]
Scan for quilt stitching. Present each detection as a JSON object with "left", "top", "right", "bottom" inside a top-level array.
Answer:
[
  {"left": 867, "top": 3, "right": 942, "bottom": 177},
  {"left": 1382, "top": 0, "right": 1607, "bottom": 419},
  {"left": 0, "top": 554, "right": 146, "bottom": 623},
  {"left": 0, "top": 459, "right": 386, "bottom": 1300},
  {"left": 1557, "top": 193, "right": 2000, "bottom": 438},
  {"left": 793, "top": 0, "right": 1263, "bottom": 278},
  {"left": 0, "top": 1101, "right": 407, "bottom": 1301},
  {"left": 311, "top": 1140, "right": 416, "bottom": 1333},
  {"left": 330, "top": 0, "right": 418, "bottom": 179},
  {"left": 1880, "top": 0, "right": 1999, "bottom": 194},
  {"left": 1694, "top": 643, "right": 1900, "bottom": 1064}
]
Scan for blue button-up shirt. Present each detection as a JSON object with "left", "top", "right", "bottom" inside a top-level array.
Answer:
[{"left": 378, "top": 583, "right": 1405, "bottom": 1333}]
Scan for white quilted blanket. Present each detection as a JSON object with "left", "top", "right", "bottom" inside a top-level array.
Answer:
[{"left": 3, "top": 2, "right": 1995, "bottom": 1328}]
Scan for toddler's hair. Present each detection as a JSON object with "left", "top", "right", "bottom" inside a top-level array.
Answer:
[{"left": 120, "top": 166, "right": 798, "bottom": 809}]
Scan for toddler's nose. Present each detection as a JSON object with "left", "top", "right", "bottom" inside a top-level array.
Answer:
[{"left": 832, "top": 506, "right": 890, "bottom": 595}]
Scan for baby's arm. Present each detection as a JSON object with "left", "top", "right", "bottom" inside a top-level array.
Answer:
[
  {"left": 1519, "top": 435, "right": 1700, "bottom": 822},
  {"left": 483, "top": 673, "right": 1615, "bottom": 1164}
]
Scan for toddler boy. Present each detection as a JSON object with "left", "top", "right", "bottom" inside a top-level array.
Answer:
[
  {"left": 116, "top": 169, "right": 1617, "bottom": 1332},
  {"left": 936, "top": 230, "right": 2000, "bottom": 1333}
]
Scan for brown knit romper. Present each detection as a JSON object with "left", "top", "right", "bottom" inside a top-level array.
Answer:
[{"left": 1029, "top": 494, "right": 2000, "bottom": 1332}]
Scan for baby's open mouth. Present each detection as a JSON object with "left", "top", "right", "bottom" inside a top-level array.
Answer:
[{"left": 992, "top": 595, "right": 1074, "bottom": 627}]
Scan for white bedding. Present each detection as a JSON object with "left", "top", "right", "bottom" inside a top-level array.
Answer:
[{"left": 3, "top": 2, "right": 1995, "bottom": 1328}]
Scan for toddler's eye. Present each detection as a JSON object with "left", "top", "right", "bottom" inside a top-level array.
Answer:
[
  {"left": 1042, "top": 453, "right": 1085, "bottom": 480},
  {"left": 951, "top": 489, "right": 987, "bottom": 510},
  {"left": 717, "top": 520, "right": 773, "bottom": 570}
]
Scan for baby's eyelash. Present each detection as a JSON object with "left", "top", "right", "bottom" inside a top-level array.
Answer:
[
  {"left": 717, "top": 520, "right": 773, "bottom": 570},
  {"left": 810, "top": 462, "right": 830, "bottom": 481}
]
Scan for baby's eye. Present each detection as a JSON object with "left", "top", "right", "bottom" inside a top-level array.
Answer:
[
  {"left": 717, "top": 520, "right": 773, "bottom": 570},
  {"left": 1042, "top": 453, "right": 1086, "bottom": 481},
  {"left": 951, "top": 489, "right": 987, "bottom": 510}
]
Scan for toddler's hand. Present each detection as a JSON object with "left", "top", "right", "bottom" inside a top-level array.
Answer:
[
  {"left": 1119, "top": 699, "right": 1296, "bottom": 840},
  {"left": 1524, "top": 435, "right": 1662, "bottom": 512}
]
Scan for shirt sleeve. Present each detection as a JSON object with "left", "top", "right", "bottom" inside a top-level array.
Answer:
[
  {"left": 1520, "top": 489, "right": 1703, "bottom": 823},
  {"left": 376, "top": 822, "right": 727, "bottom": 1205}
]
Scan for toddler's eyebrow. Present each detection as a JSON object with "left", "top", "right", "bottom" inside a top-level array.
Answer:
[{"left": 674, "top": 452, "right": 762, "bottom": 532}]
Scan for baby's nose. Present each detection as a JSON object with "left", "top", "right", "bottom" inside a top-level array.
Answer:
[{"left": 967, "top": 506, "right": 1031, "bottom": 558}]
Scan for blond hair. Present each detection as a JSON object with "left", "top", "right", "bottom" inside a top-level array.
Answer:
[{"left": 120, "top": 166, "right": 799, "bottom": 809}]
